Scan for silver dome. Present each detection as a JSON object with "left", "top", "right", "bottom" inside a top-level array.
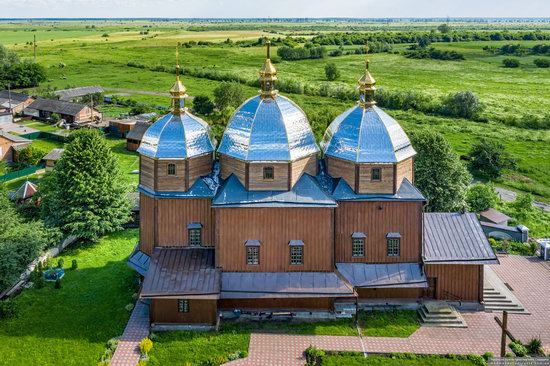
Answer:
[
  {"left": 321, "top": 105, "right": 415, "bottom": 163},
  {"left": 138, "top": 112, "right": 216, "bottom": 159},
  {"left": 217, "top": 95, "right": 319, "bottom": 162}
]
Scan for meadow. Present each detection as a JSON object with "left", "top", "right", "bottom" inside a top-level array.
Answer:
[{"left": 1, "top": 20, "right": 550, "bottom": 201}]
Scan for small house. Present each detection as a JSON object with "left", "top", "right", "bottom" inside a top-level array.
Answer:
[
  {"left": 0, "top": 91, "right": 34, "bottom": 114},
  {"left": 109, "top": 119, "right": 137, "bottom": 138},
  {"left": 54, "top": 86, "right": 104, "bottom": 102},
  {"left": 0, "top": 131, "right": 31, "bottom": 162},
  {"left": 25, "top": 98, "right": 102, "bottom": 125},
  {"left": 43, "top": 148, "right": 64, "bottom": 171},
  {"left": 126, "top": 121, "right": 150, "bottom": 151},
  {"left": 479, "top": 208, "right": 511, "bottom": 226}
]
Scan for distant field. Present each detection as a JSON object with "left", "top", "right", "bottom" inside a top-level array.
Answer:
[{"left": 2, "top": 20, "right": 550, "bottom": 201}]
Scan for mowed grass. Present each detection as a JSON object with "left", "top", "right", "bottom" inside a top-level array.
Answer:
[{"left": 0, "top": 229, "right": 139, "bottom": 366}]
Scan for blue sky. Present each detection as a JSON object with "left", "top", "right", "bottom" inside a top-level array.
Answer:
[{"left": 1, "top": 0, "right": 549, "bottom": 18}]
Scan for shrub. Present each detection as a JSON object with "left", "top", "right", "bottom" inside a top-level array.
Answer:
[
  {"left": 466, "top": 184, "right": 498, "bottom": 212},
  {"left": 534, "top": 58, "right": 550, "bottom": 68},
  {"left": 0, "top": 300, "right": 18, "bottom": 320},
  {"left": 503, "top": 58, "right": 520, "bottom": 68},
  {"left": 54, "top": 278, "right": 62, "bottom": 289},
  {"left": 57, "top": 258, "right": 64, "bottom": 268},
  {"left": 509, "top": 341, "right": 528, "bottom": 357},
  {"left": 140, "top": 337, "right": 153, "bottom": 357},
  {"left": 71, "top": 259, "right": 78, "bottom": 270},
  {"left": 440, "top": 91, "right": 484, "bottom": 119},
  {"left": 527, "top": 337, "right": 543, "bottom": 355},
  {"left": 324, "top": 63, "right": 340, "bottom": 81},
  {"left": 468, "top": 138, "right": 516, "bottom": 179}
]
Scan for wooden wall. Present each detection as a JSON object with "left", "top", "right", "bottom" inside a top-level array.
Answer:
[
  {"left": 357, "top": 288, "right": 423, "bottom": 299},
  {"left": 139, "top": 193, "right": 155, "bottom": 255},
  {"left": 215, "top": 207, "right": 334, "bottom": 272},
  {"left": 220, "top": 155, "right": 246, "bottom": 185},
  {"left": 425, "top": 264, "right": 483, "bottom": 302},
  {"left": 188, "top": 153, "right": 213, "bottom": 185},
  {"left": 290, "top": 155, "right": 317, "bottom": 187},
  {"left": 326, "top": 156, "right": 355, "bottom": 189},
  {"left": 156, "top": 160, "right": 186, "bottom": 191},
  {"left": 150, "top": 299, "right": 217, "bottom": 325},
  {"left": 140, "top": 156, "right": 155, "bottom": 190},
  {"left": 334, "top": 201, "right": 422, "bottom": 263},
  {"left": 248, "top": 161, "right": 289, "bottom": 190},
  {"left": 357, "top": 163, "right": 394, "bottom": 194},
  {"left": 219, "top": 297, "right": 333, "bottom": 310},
  {"left": 156, "top": 198, "right": 214, "bottom": 247},
  {"left": 395, "top": 157, "right": 414, "bottom": 190}
]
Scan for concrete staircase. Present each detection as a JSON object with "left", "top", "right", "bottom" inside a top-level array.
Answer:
[
  {"left": 483, "top": 285, "right": 527, "bottom": 313},
  {"left": 418, "top": 301, "right": 467, "bottom": 328}
]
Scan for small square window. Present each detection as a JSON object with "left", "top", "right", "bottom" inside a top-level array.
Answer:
[
  {"left": 263, "top": 166, "right": 274, "bottom": 180},
  {"left": 167, "top": 163, "right": 176, "bottom": 176},
  {"left": 178, "top": 299, "right": 189, "bottom": 313},
  {"left": 352, "top": 238, "right": 365, "bottom": 257},
  {"left": 188, "top": 227, "right": 202, "bottom": 246},
  {"left": 371, "top": 168, "right": 381, "bottom": 181},
  {"left": 387, "top": 238, "right": 400, "bottom": 257},
  {"left": 247, "top": 246, "right": 259, "bottom": 265},
  {"left": 290, "top": 245, "right": 303, "bottom": 265}
]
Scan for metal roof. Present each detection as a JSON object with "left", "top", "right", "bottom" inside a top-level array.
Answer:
[
  {"left": 141, "top": 248, "right": 220, "bottom": 299},
  {"left": 54, "top": 86, "right": 104, "bottom": 101},
  {"left": 217, "top": 95, "right": 319, "bottom": 162},
  {"left": 423, "top": 212, "right": 499, "bottom": 264},
  {"left": 43, "top": 148, "right": 64, "bottom": 161},
  {"left": 126, "top": 121, "right": 151, "bottom": 141},
  {"left": 27, "top": 98, "right": 90, "bottom": 116},
  {"left": 479, "top": 208, "right": 511, "bottom": 224},
  {"left": 336, "top": 262, "right": 428, "bottom": 288},
  {"left": 221, "top": 271, "right": 355, "bottom": 299},
  {"left": 137, "top": 111, "right": 216, "bottom": 159},
  {"left": 212, "top": 173, "right": 337, "bottom": 208},
  {"left": 321, "top": 105, "right": 416, "bottom": 163}
]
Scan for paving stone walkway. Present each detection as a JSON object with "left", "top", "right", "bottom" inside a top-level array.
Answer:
[
  {"left": 110, "top": 301, "right": 150, "bottom": 366},
  {"left": 227, "top": 256, "right": 550, "bottom": 365}
]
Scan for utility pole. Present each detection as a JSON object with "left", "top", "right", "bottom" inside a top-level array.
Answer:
[{"left": 33, "top": 35, "right": 37, "bottom": 63}]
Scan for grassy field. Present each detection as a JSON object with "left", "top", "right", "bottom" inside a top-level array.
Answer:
[
  {"left": 0, "top": 229, "right": 138, "bottom": 366},
  {"left": 3, "top": 21, "right": 548, "bottom": 201}
]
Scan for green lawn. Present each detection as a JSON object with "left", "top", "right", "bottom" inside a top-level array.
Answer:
[
  {"left": 360, "top": 310, "right": 420, "bottom": 338},
  {"left": 0, "top": 229, "right": 139, "bottom": 366},
  {"left": 322, "top": 353, "right": 483, "bottom": 366}
]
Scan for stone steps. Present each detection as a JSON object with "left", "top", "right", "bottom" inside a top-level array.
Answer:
[{"left": 418, "top": 302, "right": 467, "bottom": 328}]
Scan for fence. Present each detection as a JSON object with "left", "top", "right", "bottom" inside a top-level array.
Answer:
[{"left": 0, "top": 163, "right": 45, "bottom": 182}]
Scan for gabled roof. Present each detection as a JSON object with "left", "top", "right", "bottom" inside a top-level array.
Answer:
[
  {"left": 141, "top": 248, "right": 220, "bottom": 299},
  {"left": 43, "top": 148, "right": 64, "bottom": 161},
  {"left": 479, "top": 208, "right": 511, "bottom": 224},
  {"left": 54, "top": 86, "right": 104, "bottom": 101},
  {"left": 27, "top": 98, "right": 89, "bottom": 116},
  {"left": 336, "top": 262, "right": 428, "bottom": 288},
  {"left": 221, "top": 271, "right": 355, "bottom": 299},
  {"left": 217, "top": 95, "right": 319, "bottom": 162},
  {"left": 0, "top": 90, "right": 31, "bottom": 104},
  {"left": 321, "top": 105, "right": 416, "bottom": 164},
  {"left": 126, "top": 121, "right": 151, "bottom": 141},
  {"left": 424, "top": 212, "right": 499, "bottom": 264},
  {"left": 212, "top": 173, "right": 337, "bottom": 208}
]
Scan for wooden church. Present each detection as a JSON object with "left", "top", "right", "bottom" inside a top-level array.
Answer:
[{"left": 128, "top": 44, "right": 498, "bottom": 327}]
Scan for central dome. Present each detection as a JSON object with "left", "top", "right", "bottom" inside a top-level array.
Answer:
[{"left": 217, "top": 95, "right": 319, "bottom": 162}]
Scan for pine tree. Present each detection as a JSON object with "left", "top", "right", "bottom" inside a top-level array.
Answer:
[{"left": 40, "top": 129, "right": 131, "bottom": 241}]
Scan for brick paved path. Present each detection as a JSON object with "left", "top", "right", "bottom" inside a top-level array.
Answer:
[
  {"left": 110, "top": 301, "right": 150, "bottom": 366},
  {"left": 227, "top": 256, "right": 550, "bottom": 365}
]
